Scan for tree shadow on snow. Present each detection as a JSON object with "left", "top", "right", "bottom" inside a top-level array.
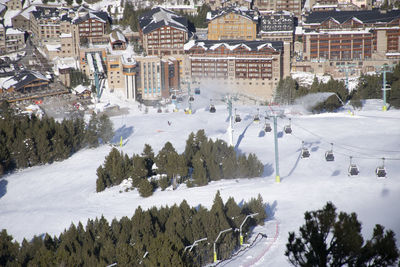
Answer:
[
  {"left": 281, "top": 150, "right": 302, "bottom": 181},
  {"left": 331, "top": 170, "right": 340, "bottom": 176},
  {"left": 111, "top": 125, "right": 134, "bottom": 145},
  {"left": 258, "top": 130, "right": 265, "bottom": 137},
  {"left": 265, "top": 200, "right": 278, "bottom": 220},
  {"left": 235, "top": 122, "right": 253, "bottom": 151},
  {"left": 263, "top": 163, "right": 274, "bottom": 177},
  {"left": 277, "top": 131, "right": 283, "bottom": 138},
  {"left": 0, "top": 179, "right": 7, "bottom": 199}
]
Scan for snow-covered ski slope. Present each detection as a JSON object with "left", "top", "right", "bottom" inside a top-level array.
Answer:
[{"left": 0, "top": 95, "right": 400, "bottom": 266}]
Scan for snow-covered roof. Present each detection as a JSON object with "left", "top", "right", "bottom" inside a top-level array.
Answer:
[
  {"left": 2, "top": 70, "right": 49, "bottom": 91},
  {"left": 46, "top": 44, "right": 61, "bottom": 52},
  {"left": 73, "top": 84, "right": 89, "bottom": 94},
  {"left": 17, "top": 5, "right": 37, "bottom": 19},
  {"left": 185, "top": 40, "right": 283, "bottom": 52},
  {"left": 207, "top": 6, "right": 259, "bottom": 23},
  {"left": 312, "top": 3, "right": 337, "bottom": 8},
  {"left": 60, "top": 33, "right": 72, "bottom": 38},
  {"left": 303, "top": 28, "right": 371, "bottom": 35},
  {"left": 139, "top": 7, "right": 189, "bottom": 35},
  {"left": 6, "top": 28, "right": 24, "bottom": 35},
  {"left": 0, "top": 3, "right": 6, "bottom": 14},
  {"left": 110, "top": 30, "right": 126, "bottom": 43}
]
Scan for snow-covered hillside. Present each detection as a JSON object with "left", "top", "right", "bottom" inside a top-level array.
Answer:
[{"left": 0, "top": 91, "right": 400, "bottom": 266}]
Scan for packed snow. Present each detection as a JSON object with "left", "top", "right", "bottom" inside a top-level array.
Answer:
[{"left": 0, "top": 87, "right": 400, "bottom": 266}]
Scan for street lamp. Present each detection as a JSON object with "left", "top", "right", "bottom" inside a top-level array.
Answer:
[
  {"left": 239, "top": 213, "right": 259, "bottom": 245},
  {"left": 214, "top": 228, "right": 233, "bottom": 263},
  {"left": 184, "top": 237, "right": 208, "bottom": 252}
]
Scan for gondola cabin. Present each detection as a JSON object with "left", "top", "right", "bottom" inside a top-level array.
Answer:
[
  {"left": 375, "top": 158, "right": 387, "bottom": 179},
  {"left": 171, "top": 94, "right": 177, "bottom": 100},
  {"left": 325, "top": 151, "right": 334, "bottom": 161},
  {"left": 284, "top": 125, "right": 292, "bottom": 134},
  {"left": 189, "top": 95, "right": 194, "bottom": 102},
  {"left": 210, "top": 105, "right": 216, "bottom": 113},
  {"left": 301, "top": 148, "right": 310, "bottom": 158},
  {"left": 254, "top": 115, "right": 260, "bottom": 123},
  {"left": 194, "top": 88, "right": 201, "bottom": 95},
  {"left": 264, "top": 123, "right": 272, "bottom": 132},
  {"left": 235, "top": 114, "right": 241, "bottom": 122},
  {"left": 348, "top": 164, "right": 359, "bottom": 177}
]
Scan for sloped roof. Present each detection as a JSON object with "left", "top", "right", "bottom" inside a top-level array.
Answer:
[
  {"left": 72, "top": 9, "right": 109, "bottom": 24},
  {"left": 139, "top": 7, "right": 189, "bottom": 35},
  {"left": 207, "top": 6, "right": 259, "bottom": 23},
  {"left": 305, "top": 9, "right": 400, "bottom": 24},
  {"left": 2, "top": 70, "right": 49, "bottom": 91},
  {"left": 0, "top": 3, "right": 6, "bottom": 14},
  {"left": 184, "top": 39, "right": 283, "bottom": 52},
  {"left": 110, "top": 30, "right": 126, "bottom": 43}
]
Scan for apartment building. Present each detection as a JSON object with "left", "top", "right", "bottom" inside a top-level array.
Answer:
[
  {"left": 135, "top": 56, "right": 180, "bottom": 102},
  {"left": 106, "top": 54, "right": 138, "bottom": 100},
  {"left": 205, "top": 0, "right": 252, "bottom": 10},
  {"left": 0, "top": 0, "right": 22, "bottom": 10},
  {"left": 254, "top": 0, "right": 304, "bottom": 17},
  {"left": 207, "top": 7, "right": 259, "bottom": 41},
  {"left": 293, "top": 9, "right": 400, "bottom": 74},
  {"left": 0, "top": 25, "right": 5, "bottom": 54},
  {"left": 139, "top": 7, "right": 191, "bottom": 56},
  {"left": 184, "top": 40, "right": 291, "bottom": 101},
  {"left": 73, "top": 7, "right": 110, "bottom": 45},
  {"left": 0, "top": 26, "right": 25, "bottom": 54},
  {"left": 11, "top": 5, "right": 37, "bottom": 31},
  {"left": 5, "top": 28, "right": 25, "bottom": 52},
  {"left": 259, "top": 11, "right": 295, "bottom": 45}
]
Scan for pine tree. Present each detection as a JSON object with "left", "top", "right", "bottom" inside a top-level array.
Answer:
[
  {"left": 285, "top": 202, "right": 399, "bottom": 267},
  {"left": 86, "top": 113, "right": 99, "bottom": 148},
  {"left": 142, "top": 144, "right": 155, "bottom": 177},
  {"left": 191, "top": 152, "right": 207, "bottom": 186},
  {"left": 138, "top": 179, "right": 153, "bottom": 197},
  {"left": 184, "top": 132, "right": 197, "bottom": 167},
  {"left": 98, "top": 114, "right": 114, "bottom": 144},
  {"left": 0, "top": 229, "right": 19, "bottom": 266}
]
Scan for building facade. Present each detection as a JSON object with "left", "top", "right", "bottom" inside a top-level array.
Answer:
[
  {"left": 207, "top": 7, "right": 259, "bottom": 41},
  {"left": 0, "top": 0, "right": 22, "bottom": 10},
  {"left": 292, "top": 9, "right": 400, "bottom": 75},
  {"left": 139, "top": 7, "right": 191, "bottom": 56},
  {"left": 106, "top": 54, "right": 138, "bottom": 100},
  {"left": 254, "top": 0, "right": 304, "bottom": 17},
  {"left": 5, "top": 28, "right": 25, "bottom": 52},
  {"left": 184, "top": 40, "right": 290, "bottom": 101},
  {"left": 135, "top": 56, "right": 179, "bottom": 102},
  {"left": 259, "top": 11, "right": 295, "bottom": 45}
]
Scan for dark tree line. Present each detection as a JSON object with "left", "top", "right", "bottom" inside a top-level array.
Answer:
[
  {"left": 69, "top": 69, "right": 90, "bottom": 89},
  {"left": 0, "top": 192, "right": 267, "bottom": 266},
  {"left": 96, "top": 129, "right": 264, "bottom": 195},
  {"left": 275, "top": 62, "right": 400, "bottom": 112},
  {"left": 0, "top": 103, "right": 113, "bottom": 176},
  {"left": 286, "top": 202, "right": 399, "bottom": 267}
]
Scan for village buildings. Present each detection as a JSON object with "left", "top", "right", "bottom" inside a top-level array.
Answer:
[{"left": 2, "top": 1, "right": 400, "bottom": 104}]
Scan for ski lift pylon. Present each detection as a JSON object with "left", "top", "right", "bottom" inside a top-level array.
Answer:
[
  {"left": 348, "top": 156, "right": 359, "bottom": 177},
  {"left": 375, "top": 157, "right": 387, "bottom": 179},
  {"left": 254, "top": 108, "right": 260, "bottom": 123},
  {"left": 325, "top": 143, "right": 335, "bottom": 161}
]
